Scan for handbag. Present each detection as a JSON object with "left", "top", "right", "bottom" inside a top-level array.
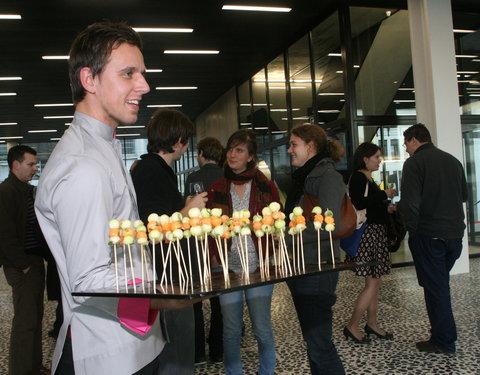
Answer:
[
  {"left": 386, "top": 209, "right": 406, "bottom": 252},
  {"left": 303, "top": 191, "right": 357, "bottom": 240},
  {"left": 340, "top": 222, "right": 367, "bottom": 257},
  {"left": 339, "top": 179, "right": 369, "bottom": 256}
]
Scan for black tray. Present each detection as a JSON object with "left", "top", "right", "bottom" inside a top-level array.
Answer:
[{"left": 72, "top": 262, "right": 362, "bottom": 299}]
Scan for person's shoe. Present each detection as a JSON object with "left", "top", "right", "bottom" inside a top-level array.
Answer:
[
  {"left": 209, "top": 353, "right": 223, "bottom": 364},
  {"left": 343, "top": 326, "right": 370, "bottom": 344},
  {"left": 364, "top": 324, "right": 394, "bottom": 340},
  {"left": 416, "top": 340, "right": 454, "bottom": 354},
  {"left": 48, "top": 328, "right": 59, "bottom": 338},
  {"left": 194, "top": 355, "right": 207, "bottom": 366}
]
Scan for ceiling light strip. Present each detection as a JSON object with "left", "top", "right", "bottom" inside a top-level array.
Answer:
[
  {"left": 0, "top": 92, "right": 16, "bottom": 96},
  {"left": 164, "top": 50, "right": 219, "bottom": 54},
  {"left": 117, "top": 125, "right": 145, "bottom": 129},
  {"left": 0, "top": 76, "right": 22, "bottom": 81},
  {"left": 0, "top": 14, "right": 21, "bottom": 19},
  {"left": 155, "top": 86, "right": 197, "bottom": 90},
  {"left": 28, "top": 129, "right": 57, "bottom": 133},
  {"left": 133, "top": 27, "right": 193, "bottom": 33},
  {"left": 147, "top": 104, "right": 183, "bottom": 108},
  {"left": 0, "top": 122, "right": 17, "bottom": 126},
  {"left": 0, "top": 136, "right": 23, "bottom": 140},
  {"left": 42, "top": 56, "right": 69, "bottom": 60},
  {"left": 145, "top": 69, "right": 163, "bottom": 73},
  {"left": 116, "top": 133, "right": 141, "bottom": 137},
  {"left": 222, "top": 5, "right": 291, "bottom": 12},
  {"left": 43, "top": 115, "right": 74, "bottom": 119},
  {"left": 34, "top": 103, "right": 73, "bottom": 107}
]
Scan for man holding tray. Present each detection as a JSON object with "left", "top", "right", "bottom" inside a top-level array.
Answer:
[{"left": 35, "top": 21, "right": 196, "bottom": 375}]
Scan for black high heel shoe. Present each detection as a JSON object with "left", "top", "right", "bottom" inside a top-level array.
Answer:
[
  {"left": 364, "top": 324, "right": 394, "bottom": 340},
  {"left": 343, "top": 326, "right": 370, "bottom": 344}
]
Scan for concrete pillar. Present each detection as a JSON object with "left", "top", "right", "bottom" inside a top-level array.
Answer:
[{"left": 408, "top": 0, "right": 469, "bottom": 274}]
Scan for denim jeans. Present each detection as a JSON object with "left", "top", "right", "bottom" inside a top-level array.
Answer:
[
  {"left": 408, "top": 234, "right": 463, "bottom": 352},
  {"left": 287, "top": 273, "right": 345, "bottom": 375},
  {"left": 220, "top": 284, "right": 275, "bottom": 375}
]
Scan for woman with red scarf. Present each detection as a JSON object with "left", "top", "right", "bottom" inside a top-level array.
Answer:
[{"left": 207, "top": 129, "right": 279, "bottom": 375}]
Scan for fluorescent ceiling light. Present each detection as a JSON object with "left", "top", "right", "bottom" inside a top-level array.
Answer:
[
  {"left": 133, "top": 27, "right": 193, "bottom": 33},
  {"left": 222, "top": 5, "right": 291, "bottom": 12},
  {"left": 145, "top": 69, "right": 163, "bottom": 73},
  {"left": 155, "top": 86, "right": 197, "bottom": 90},
  {"left": 0, "top": 136, "right": 23, "bottom": 140},
  {"left": 398, "top": 88, "right": 415, "bottom": 91},
  {"left": 317, "top": 110, "right": 340, "bottom": 113},
  {"left": 394, "top": 100, "right": 416, "bottom": 103},
  {"left": 50, "top": 138, "right": 61, "bottom": 141},
  {"left": 240, "top": 103, "right": 268, "bottom": 106},
  {"left": 254, "top": 127, "right": 269, "bottom": 130},
  {"left": 164, "top": 50, "right": 219, "bottom": 54},
  {"left": 65, "top": 123, "right": 71, "bottom": 126},
  {"left": 336, "top": 71, "right": 343, "bottom": 74},
  {"left": 272, "top": 130, "right": 288, "bottom": 134},
  {"left": 0, "top": 122, "right": 17, "bottom": 126},
  {"left": 28, "top": 129, "right": 57, "bottom": 133},
  {"left": 34, "top": 103, "right": 73, "bottom": 107},
  {"left": 0, "top": 76, "right": 22, "bottom": 81},
  {"left": 116, "top": 133, "right": 141, "bottom": 137},
  {"left": 0, "top": 92, "right": 16, "bottom": 96},
  {"left": 240, "top": 122, "right": 252, "bottom": 126},
  {"left": 456, "top": 54, "right": 478, "bottom": 58},
  {"left": 328, "top": 53, "right": 342, "bottom": 57},
  {"left": 469, "top": 94, "right": 480, "bottom": 97},
  {"left": 453, "top": 29, "right": 475, "bottom": 33},
  {"left": 319, "top": 93, "right": 344, "bottom": 96},
  {"left": 0, "top": 140, "right": 4, "bottom": 143},
  {"left": 270, "top": 108, "right": 300, "bottom": 112},
  {"left": 458, "top": 71, "right": 480, "bottom": 74},
  {"left": 147, "top": 104, "right": 183, "bottom": 108},
  {"left": 253, "top": 78, "right": 322, "bottom": 83},
  {"left": 282, "top": 116, "right": 310, "bottom": 120},
  {"left": 0, "top": 14, "right": 21, "bottom": 19},
  {"left": 43, "top": 115, "right": 74, "bottom": 119},
  {"left": 42, "top": 55, "right": 69, "bottom": 60},
  {"left": 117, "top": 125, "right": 145, "bottom": 129}
]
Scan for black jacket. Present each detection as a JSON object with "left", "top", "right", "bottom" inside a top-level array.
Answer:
[
  {"left": 0, "top": 173, "right": 34, "bottom": 269},
  {"left": 400, "top": 143, "right": 467, "bottom": 238},
  {"left": 131, "top": 153, "right": 184, "bottom": 224}
]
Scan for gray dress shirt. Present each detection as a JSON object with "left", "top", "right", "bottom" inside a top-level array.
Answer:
[{"left": 35, "top": 112, "right": 165, "bottom": 375}]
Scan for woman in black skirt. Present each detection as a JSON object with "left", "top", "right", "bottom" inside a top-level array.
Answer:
[{"left": 344, "top": 143, "right": 396, "bottom": 343}]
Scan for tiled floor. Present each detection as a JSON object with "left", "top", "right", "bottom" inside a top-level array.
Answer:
[{"left": 1, "top": 257, "right": 479, "bottom": 375}]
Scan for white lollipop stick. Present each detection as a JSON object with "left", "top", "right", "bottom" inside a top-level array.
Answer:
[
  {"left": 329, "top": 231, "right": 335, "bottom": 267},
  {"left": 127, "top": 244, "right": 136, "bottom": 294},
  {"left": 194, "top": 236, "right": 204, "bottom": 288},
  {"left": 113, "top": 244, "right": 119, "bottom": 293},
  {"left": 187, "top": 238, "right": 193, "bottom": 291},
  {"left": 299, "top": 230, "right": 305, "bottom": 274},
  {"left": 258, "top": 237, "right": 264, "bottom": 279},
  {"left": 317, "top": 229, "right": 321, "bottom": 271},
  {"left": 152, "top": 241, "right": 156, "bottom": 294},
  {"left": 123, "top": 244, "right": 128, "bottom": 293},
  {"left": 140, "top": 245, "right": 145, "bottom": 293}
]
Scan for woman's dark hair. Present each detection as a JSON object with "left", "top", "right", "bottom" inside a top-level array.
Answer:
[
  {"left": 291, "top": 124, "right": 345, "bottom": 162},
  {"left": 198, "top": 137, "right": 224, "bottom": 164},
  {"left": 226, "top": 129, "right": 258, "bottom": 169},
  {"left": 69, "top": 21, "right": 143, "bottom": 104},
  {"left": 403, "top": 123, "right": 432, "bottom": 143},
  {"left": 352, "top": 142, "right": 382, "bottom": 171},
  {"left": 147, "top": 109, "right": 194, "bottom": 154}
]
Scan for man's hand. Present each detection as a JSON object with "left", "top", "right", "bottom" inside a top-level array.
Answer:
[
  {"left": 22, "top": 266, "right": 31, "bottom": 274},
  {"left": 181, "top": 192, "right": 208, "bottom": 216},
  {"left": 150, "top": 296, "right": 211, "bottom": 311}
]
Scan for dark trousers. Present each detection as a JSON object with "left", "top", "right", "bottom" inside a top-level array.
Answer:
[
  {"left": 408, "top": 234, "right": 462, "bottom": 352},
  {"left": 55, "top": 337, "right": 161, "bottom": 375},
  {"left": 287, "top": 273, "right": 345, "bottom": 375},
  {"left": 157, "top": 306, "right": 195, "bottom": 375},
  {"left": 194, "top": 296, "right": 223, "bottom": 359},
  {"left": 3, "top": 255, "right": 45, "bottom": 375}
]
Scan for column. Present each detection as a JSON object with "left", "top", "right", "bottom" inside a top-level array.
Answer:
[{"left": 408, "top": 0, "right": 469, "bottom": 274}]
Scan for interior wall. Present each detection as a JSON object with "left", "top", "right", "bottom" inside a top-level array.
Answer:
[{"left": 195, "top": 87, "right": 239, "bottom": 146}]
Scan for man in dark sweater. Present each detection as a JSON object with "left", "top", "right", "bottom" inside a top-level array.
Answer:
[
  {"left": 184, "top": 137, "right": 224, "bottom": 365},
  {"left": 400, "top": 123, "right": 467, "bottom": 354},
  {"left": 131, "top": 109, "right": 207, "bottom": 375},
  {"left": 0, "top": 145, "right": 49, "bottom": 375}
]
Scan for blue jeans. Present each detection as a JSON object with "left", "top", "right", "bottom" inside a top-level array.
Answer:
[
  {"left": 288, "top": 273, "right": 345, "bottom": 375},
  {"left": 220, "top": 284, "right": 275, "bottom": 375},
  {"left": 408, "top": 234, "right": 462, "bottom": 352}
]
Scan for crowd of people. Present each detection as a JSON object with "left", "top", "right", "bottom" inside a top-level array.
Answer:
[{"left": 0, "top": 21, "right": 467, "bottom": 375}]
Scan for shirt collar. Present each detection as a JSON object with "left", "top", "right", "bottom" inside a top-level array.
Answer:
[{"left": 72, "top": 111, "right": 115, "bottom": 142}]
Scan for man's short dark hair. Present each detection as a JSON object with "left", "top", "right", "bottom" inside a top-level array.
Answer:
[
  {"left": 198, "top": 137, "right": 224, "bottom": 164},
  {"left": 69, "top": 21, "right": 143, "bottom": 104},
  {"left": 7, "top": 145, "right": 37, "bottom": 170},
  {"left": 147, "top": 109, "right": 194, "bottom": 154},
  {"left": 403, "top": 123, "right": 432, "bottom": 143}
]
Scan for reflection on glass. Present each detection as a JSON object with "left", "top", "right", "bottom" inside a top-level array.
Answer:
[
  {"left": 454, "top": 24, "right": 480, "bottom": 115},
  {"left": 251, "top": 69, "right": 270, "bottom": 135},
  {"left": 238, "top": 80, "right": 252, "bottom": 127},
  {"left": 350, "top": 7, "right": 414, "bottom": 116},
  {"left": 288, "top": 35, "right": 314, "bottom": 126},
  {"left": 267, "top": 54, "right": 288, "bottom": 133}
]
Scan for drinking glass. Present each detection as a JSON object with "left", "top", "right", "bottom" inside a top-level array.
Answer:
[{"left": 189, "top": 182, "right": 204, "bottom": 196}]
